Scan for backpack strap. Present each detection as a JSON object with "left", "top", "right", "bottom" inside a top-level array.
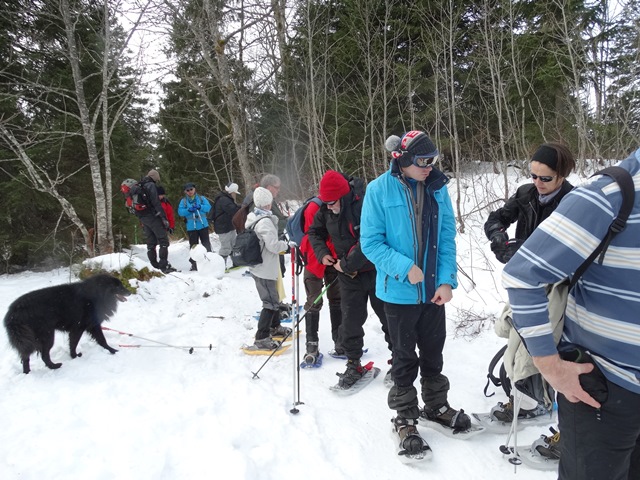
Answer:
[
  {"left": 483, "top": 344, "right": 508, "bottom": 398},
  {"left": 570, "top": 166, "right": 634, "bottom": 288}
]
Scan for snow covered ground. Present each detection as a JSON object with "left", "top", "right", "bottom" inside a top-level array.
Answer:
[{"left": 0, "top": 167, "right": 577, "bottom": 480}]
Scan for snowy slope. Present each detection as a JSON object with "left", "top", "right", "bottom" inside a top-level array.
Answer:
[{"left": 0, "top": 168, "right": 564, "bottom": 480}]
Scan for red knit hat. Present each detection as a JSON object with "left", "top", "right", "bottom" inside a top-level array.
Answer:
[{"left": 318, "top": 170, "right": 350, "bottom": 202}]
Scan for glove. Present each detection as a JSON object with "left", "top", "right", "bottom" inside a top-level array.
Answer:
[
  {"left": 162, "top": 218, "right": 170, "bottom": 229},
  {"left": 499, "top": 239, "right": 524, "bottom": 264},
  {"left": 489, "top": 231, "right": 509, "bottom": 263},
  {"left": 168, "top": 228, "right": 174, "bottom": 235},
  {"left": 194, "top": 203, "right": 201, "bottom": 210},
  {"left": 188, "top": 205, "right": 197, "bottom": 213}
]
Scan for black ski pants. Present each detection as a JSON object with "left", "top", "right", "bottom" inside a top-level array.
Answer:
[
  {"left": 337, "top": 269, "right": 391, "bottom": 361},
  {"left": 139, "top": 215, "right": 170, "bottom": 269},
  {"left": 303, "top": 266, "right": 341, "bottom": 343},
  {"left": 558, "top": 374, "right": 640, "bottom": 480},
  {"left": 385, "top": 302, "right": 451, "bottom": 416}
]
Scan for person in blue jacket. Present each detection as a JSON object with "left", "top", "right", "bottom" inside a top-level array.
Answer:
[
  {"left": 361, "top": 130, "right": 470, "bottom": 457},
  {"left": 178, "top": 182, "right": 213, "bottom": 271}
]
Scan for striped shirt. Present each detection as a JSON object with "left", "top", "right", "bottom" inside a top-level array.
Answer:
[{"left": 502, "top": 149, "right": 640, "bottom": 394}]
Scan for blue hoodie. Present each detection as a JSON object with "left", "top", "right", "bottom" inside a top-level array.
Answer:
[{"left": 361, "top": 164, "right": 457, "bottom": 304}]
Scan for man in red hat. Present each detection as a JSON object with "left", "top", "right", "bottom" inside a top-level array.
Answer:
[{"left": 308, "top": 170, "right": 392, "bottom": 390}]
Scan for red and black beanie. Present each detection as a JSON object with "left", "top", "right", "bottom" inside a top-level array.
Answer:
[{"left": 385, "top": 130, "right": 438, "bottom": 168}]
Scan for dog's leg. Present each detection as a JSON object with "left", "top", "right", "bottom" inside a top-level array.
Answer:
[
  {"left": 21, "top": 356, "right": 31, "bottom": 374},
  {"left": 88, "top": 326, "right": 118, "bottom": 354},
  {"left": 40, "top": 334, "right": 62, "bottom": 370},
  {"left": 69, "top": 329, "right": 84, "bottom": 358}
]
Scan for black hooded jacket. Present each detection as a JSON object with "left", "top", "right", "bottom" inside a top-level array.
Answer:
[
  {"left": 484, "top": 180, "right": 574, "bottom": 241},
  {"left": 307, "top": 187, "right": 374, "bottom": 275}
]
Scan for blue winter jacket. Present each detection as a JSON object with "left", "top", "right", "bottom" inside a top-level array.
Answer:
[
  {"left": 361, "top": 165, "right": 458, "bottom": 304},
  {"left": 178, "top": 194, "right": 212, "bottom": 231}
]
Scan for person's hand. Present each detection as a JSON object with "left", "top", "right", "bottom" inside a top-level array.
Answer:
[
  {"left": 162, "top": 218, "right": 170, "bottom": 229},
  {"left": 168, "top": 228, "right": 174, "bottom": 235},
  {"left": 321, "top": 255, "right": 336, "bottom": 266},
  {"left": 407, "top": 265, "right": 424, "bottom": 284},
  {"left": 431, "top": 284, "right": 453, "bottom": 305},
  {"left": 333, "top": 260, "right": 344, "bottom": 273},
  {"left": 533, "top": 354, "right": 601, "bottom": 408},
  {"left": 194, "top": 203, "right": 201, "bottom": 210},
  {"left": 501, "top": 239, "right": 524, "bottom": 263},
  {"left": 490, "top": 231, "right": 509, "bottom": 263},
  {"left": 188, "top": 205, "right": 197, "bottom": 213}
]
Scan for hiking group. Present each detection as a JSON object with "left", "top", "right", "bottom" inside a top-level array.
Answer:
[{"left": 121, "top": 135, "right": 640, "bottom": 478}]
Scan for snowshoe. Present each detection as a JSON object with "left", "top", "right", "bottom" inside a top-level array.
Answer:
[
  {"left": 533, "top": 427, "right": 561, "bottom": 460},
  {"left": 330, "top": 361, "right": 380, "bottom": 395},
  {"left": 419, "top": 404, "right": 485, "bottom": 439},
  {"left": 491, "top": 400, "right": 550, "bottom": 423},
  {"left": 391, "top": 417, "right": 432, "bottom": 463},
  {"left": 300, "top": 352, "right": 323, "bottom": 369}
]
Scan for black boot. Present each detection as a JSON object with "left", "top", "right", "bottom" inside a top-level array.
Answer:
[
  {"left": 189, "top": 259, "right": 198, "bottom": 271},
  {"left": 305, "top": 311, "right": 320, "bottom": 344},
  {"left": 147, "top": 248, "right": 160, "bottom": 268},
  {"left": 304, "top": 341, "right": 320, "bottom": 364},
  {"left": 256, "top": 308, "right": 276, "bottom": 340}
]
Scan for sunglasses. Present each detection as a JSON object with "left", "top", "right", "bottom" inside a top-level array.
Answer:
[
  {"left": 185, "top": 188, "right": 195, "bottom": 192},
  {"left": 412, "top": 154, "right": 439, "bottom": 168},
  {"left": 325, "top": 200, "right": 338, "bottom": 206},
  {"left": 530, "top": 173, "right": 556, "bottom": 183}
]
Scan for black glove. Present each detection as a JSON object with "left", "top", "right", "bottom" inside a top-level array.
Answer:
[
  {"left": 490, "top": 231, "right": 509, "bottom": 263},
  {"left": 168, "top": 228, "right": 174, "bottom": 235},
  {"left": 162, "top": 218, "right": 170, "bottom": 229},
  {"left": 499, "top": 239, "right": 524, "bottom": 264}
]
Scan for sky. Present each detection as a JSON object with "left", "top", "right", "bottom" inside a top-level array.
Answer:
[{"left": 0, "top": 164, "right": 584, "bottom": 480}]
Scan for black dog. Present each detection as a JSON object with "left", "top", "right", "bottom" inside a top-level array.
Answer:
[{"left": 3, "top": 274, "right": 131, "bottom": 373}]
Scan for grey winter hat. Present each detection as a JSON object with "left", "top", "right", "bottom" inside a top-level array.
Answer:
[{"left": 147, "top": 169, "right": 160, "bottom": 182}]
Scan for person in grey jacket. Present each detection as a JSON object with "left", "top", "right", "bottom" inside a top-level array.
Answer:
[{"left": 246, "top": 187, "right": 291, "bottom": 350}]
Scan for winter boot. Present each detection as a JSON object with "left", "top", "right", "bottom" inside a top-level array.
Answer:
[
  {"left": 189, "top": 259, "right": 198, "bottom": 271},
  {"left": 278, "top": 303, "right": 293, "bottom": 321},
  {"left": 147, "top": 249, "right": 160, "bottom": 269},
  {"left": 421, "top": 403, "right": 471, "bottom": 431},
  {"left": 254, "top": 337, "right": 279, "bottom": 350},
  {"left": 304, "top": 341, "right": 320, "bottom": 365},
  {"left": 161, "top": 263, "right": 177, "bottom": 274},
  {"left": 533, "top": 427, "right": 561, "bottom": 460},
  {"left": 336, "top": 359, "right": 365, "bottom": 389},
  {"left": 490, "top": 399, "right": 550, "bottom": 423},
  {"left": 256, "top": 308, "right": 277, "bottom": 340},
  {"left": 392, "top": 416, "right": 431, "bottom": 457},
  {"left": 270, "top": 325, "right": 293, "bottom": 340}
]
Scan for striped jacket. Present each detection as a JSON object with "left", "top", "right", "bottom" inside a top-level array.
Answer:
[{"left": 502, "top": 149, "right": 640, "bottom": 394}]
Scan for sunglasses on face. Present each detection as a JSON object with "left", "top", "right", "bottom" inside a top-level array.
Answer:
[
  {"left": 325, "top": 200, "right": 338, "bottom": 206},
  {"left": 530, "top": 173, "right": 556, "bottom": 183},
  {"left": 185, "top": 188, "right": 195, "bottom": 192},
  {"left": 412, "top": 154, "right": 439, "bottom": 168}
]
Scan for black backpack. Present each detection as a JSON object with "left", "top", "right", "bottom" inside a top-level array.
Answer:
[
  {"left": 120, "top": 178, "right": 150, "bottom": 214},
  {"left": 484, "top": 166, "right": 635, "bottom": 398},
  {"left": 231, "top": 216, "right": 270, "bottom": 267}
]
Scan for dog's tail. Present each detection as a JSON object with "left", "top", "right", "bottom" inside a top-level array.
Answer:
[{"left": 4, "top": 314, "right": 39, "bottom": 355}]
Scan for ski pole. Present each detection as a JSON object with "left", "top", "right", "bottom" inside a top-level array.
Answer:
[
  {"left": 118, "top": 344, "right": 214, "bottom": 353},
  {"left": 102, "top": 326, "right": 206, "bottom": 354},
  {"left": 290, "top": 244, "right": 303, "bottom": 414},
  {"left": 251, "top": 276, "right": 338, "bottom": 380}
]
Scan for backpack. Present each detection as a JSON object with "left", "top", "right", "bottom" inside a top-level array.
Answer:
[
  {"left": 120, "top": 179, "right": 150, "bottom": 214},
  {"left": 483, "top": 166, "right": 635, "bottom": 398},
  {"left": 231, "top": 216, "right": 270, "bottom": 267},
  {"left": 285, "top": 196, "right": 322, "bottom": 246}
]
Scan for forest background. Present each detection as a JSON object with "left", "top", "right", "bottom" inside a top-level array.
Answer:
[{"left": 0, "top": 0, "right": 638, "bottom": 272}]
